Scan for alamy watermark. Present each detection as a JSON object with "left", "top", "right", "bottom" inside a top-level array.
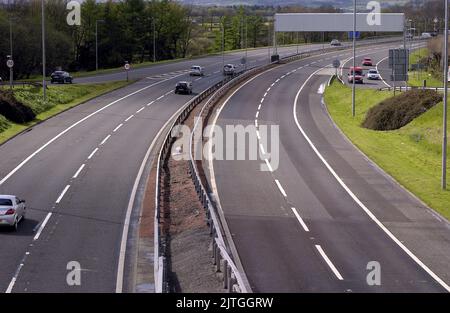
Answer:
[
  {"left": 172, "top": 118, "right": 280, "bottom": 172},
  {"left": 66, "top": 261, "right": 81, "bottom": 286},
  {"left": 66, "top": 1, "right": 81, "bottom": 26},
  {"left": 367, "top": 1, "right": 382, "bottom": 26},
  {"left": 366, "top": 261, "right": 381, "bottom": 286}
]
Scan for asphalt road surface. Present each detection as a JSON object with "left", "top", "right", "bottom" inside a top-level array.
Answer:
[
  {"left": 0, "top": 40, "right": 369, "bottom": 293},
  {"left": 1, "top": 37, "right": 432, "bottom": 293},
  {"left": 210, "top": 41, "right": 450, "bottom": 292}
]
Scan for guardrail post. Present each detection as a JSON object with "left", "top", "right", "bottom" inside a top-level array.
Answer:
[
  {"left": 223, "top": 260, "right": 229, "bottom": 289},
  {"left": 215, "top": 248, "right": 221, "bottom": 272},
  {"left": 212, "top": 241, "right": 217, "bottom": 262}
]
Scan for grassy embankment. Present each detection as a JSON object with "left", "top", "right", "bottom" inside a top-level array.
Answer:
[
  {"left": 408, "top": 48, "right": 442, "bottom": 88},
  {"left": 0, "top": 81, "right": 131, "bottom": 144},
  {"left": 324, "top": 81, "right": 449, "bottom": 220}
]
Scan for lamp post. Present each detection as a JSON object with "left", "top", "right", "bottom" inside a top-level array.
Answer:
[
  {"left": 153, "top": 19, "right": 157, "bottom": 63},
  {"left": 442, "top": 0, "right": 448, "bottom": 190},
  {"left": 9, "top": 18, "right": 13, "bottom": 90},
  {"left": 41, "top": 0, "right": 46, "bottom": 101},
  {"left": 267, "top": 18, "right": 271, "bottom": 63},
  {"left": 95, "top": 19, "right": 104, "bottom": 72},
  {"left": 245, "top": 16, "right": 248, "bottom": 70},
  {"left": 221, "top": 19, "right": 225, "bottom": 73},
  {"left": 351, "top": 0, "right": 356, "bottom": 117}
]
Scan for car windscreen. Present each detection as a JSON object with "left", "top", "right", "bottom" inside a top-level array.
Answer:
[
  {"left": 0, "top": 199, "right": 13, "bottom": 206},
  {"left": 369, "top": 70, "right": 378, "bottom": 74}
]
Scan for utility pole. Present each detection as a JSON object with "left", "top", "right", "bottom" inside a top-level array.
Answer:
[
  {"left": 245, "top": 17, "right": 248, "bottom": 70},
  {"left": 9, "top": 17, "right": 13, "bottom": 90},
  {"left": 267, "top": 18, "right": 271, "bottom": 63},
  {"left": 153, "top": 19, "right": 156, "bottom": 63},
  {"left": 41, "top": 0, "right": 46, "bottom": 101},
  {"left": 351, "top": 0, "right": 356, "bottom": 117},
  {"left": 442, "top": 0, "right": 448, "bottom": 190},
  {"left": 221, "top": 20, "right": 225, "bottom": 73},
  {"left": 296, "top": 32, "right": 299, "bottom": 54},
  {"left": 95, "top": 20, "right": 104, "bottom": 72}
]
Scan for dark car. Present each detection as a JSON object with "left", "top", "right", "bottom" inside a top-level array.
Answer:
[
  {"left": 174, "top": 81, "right": 192, "bottom": 95},
  {"left": 50, "top": 71, "right": 73, "bottom": 84}
]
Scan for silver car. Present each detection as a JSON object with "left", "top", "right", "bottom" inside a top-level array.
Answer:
[
  {"left": 189, "top": 65, "right": 204, "bottom": 76},
  {"left": 0, "top": 195, "right": 26, "bottom": 230}
]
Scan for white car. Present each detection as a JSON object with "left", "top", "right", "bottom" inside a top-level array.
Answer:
[
  {"left": 367, "top": 69, "right": 381, "bottom": 80},
  {"left": 0, "top": 195, "right": 26, "bottom": 230},
  {"left": 189, "top": 65, "right": 204, "bottom": 76}
]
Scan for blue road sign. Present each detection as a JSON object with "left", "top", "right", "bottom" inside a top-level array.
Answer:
[{"left": 348, "top": 31, "right": 361, "bottom": 39}]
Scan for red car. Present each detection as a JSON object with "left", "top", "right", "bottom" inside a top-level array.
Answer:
[
  {"left": 362, "top": 57, "right": 373, "bottom": 66},
  {"left": 348, "top": 66, "right": 364, "bottom": 84}
]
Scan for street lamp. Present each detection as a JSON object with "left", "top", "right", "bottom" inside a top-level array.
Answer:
[
  {"left": 41, "top": 0, "right": 46, "bottom": 101},
  {"left": 221, "top": 19, "right": 225, "bottom": 73},
  {"left": 245, "top": 16, "right": 248, "bottom": 70},
  {"left": 351, "top": 0, "right": 356, "bottom": 117},
  {"left": 8, "top": 18, "right": 13, "bottom": 90},
  {"left": 95, "top": 19, "right": 104, "bottom": 72},
  {"left": 153, "top": 19, "right": 157, "bottom": 63},
  {"left": 442, "top": 0, "right": 448, "bottom": 190},
  {"left": 267, "top": 18, "right": 271, "bottom": 63}
]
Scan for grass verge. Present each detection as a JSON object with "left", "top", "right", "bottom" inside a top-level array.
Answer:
[
  {"left": 324, "top": 81, "right": 450, "bottom": 220},
  {"left": 0, "top": 81, "right": 132, "bottom": 144},
  {"left": 408, "top": 48, "right": 443, "bottom": 88}
]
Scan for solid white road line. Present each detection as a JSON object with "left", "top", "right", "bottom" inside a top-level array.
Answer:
[
  {"left": 100, "top": 134, "right": 111, "bottom": 145},
  {"left": 291, "top": 207, "right": 310, "bottom": 232},
  {"left": 0, "top": 74, "right": 186, "bottom": 186},
  {"left": 275, "top": 179, "right": 287, "bottom": 197},
  {"left": 56, "top": 185, "right": 71, "bottom": 204},
  {"left": 113, "top": 124, "right": 123, "bottom": 132},
  {"left": 294, "top": 67, "right": 450, "bottom": 292},
  {"left": 33, "top": 212, "right": 53, "bottom": 241},
  {"left": 315, "top": 245, "right": 344, "bottom": 280},
  {"left": 376, "top": 56, "right": 391, "bottom": 87},
  {"left": 72, "top": 164, "right": 85, "bottom": 179}
]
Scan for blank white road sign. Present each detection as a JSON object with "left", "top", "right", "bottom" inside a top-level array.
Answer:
[{"left": 275, "top": 13, "right": 405, "bottom": 32}]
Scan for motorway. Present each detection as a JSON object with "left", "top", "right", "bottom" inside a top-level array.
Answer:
[
  {"left": 75, "top": 43, "right": 336, "bottom": 84},
  {"left": 210, "top": 41, "right": 450, "bottom": 292},
  {"left": 0, "top": 41, "right": 354, "bottom": 292}
]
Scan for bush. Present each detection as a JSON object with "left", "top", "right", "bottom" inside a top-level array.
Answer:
[
  {"left": 0, "top": 90, "right": 36, "bottom": 124},
  {"left": 362, "top": 89, "right": 442, "bottom": 131}
]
